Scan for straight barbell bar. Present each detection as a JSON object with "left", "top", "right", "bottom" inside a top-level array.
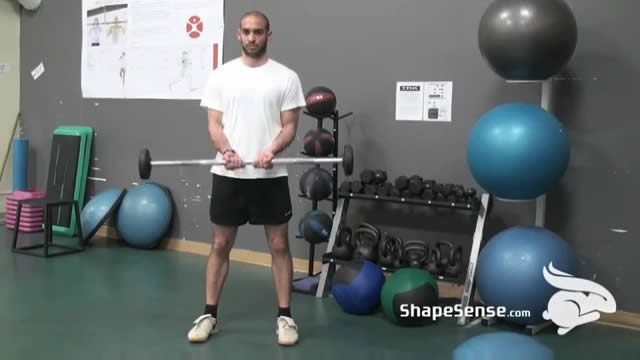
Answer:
[{"left": 138, "top": 145, "right": 354, "bottom": 179}]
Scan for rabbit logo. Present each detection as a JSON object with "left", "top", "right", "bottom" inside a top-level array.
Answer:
[{"left": 542, "top": 262, "right": 616, "bottom": 335}]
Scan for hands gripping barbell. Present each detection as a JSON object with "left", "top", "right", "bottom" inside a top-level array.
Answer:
[{"left": 138, "top": 145, "right": 354, "bottom": 180}]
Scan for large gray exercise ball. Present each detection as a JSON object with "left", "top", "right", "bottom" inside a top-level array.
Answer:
[{"left": 478, "top": 0, "right": 578, "bottom": 80}]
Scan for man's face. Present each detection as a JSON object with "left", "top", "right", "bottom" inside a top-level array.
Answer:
[{"left": 237, "top": 15, "right": 271, "bottom": 58}]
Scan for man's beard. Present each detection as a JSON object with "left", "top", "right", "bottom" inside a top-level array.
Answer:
[{"left": 242, "top": 42, "right": 267, "bottom": 58}]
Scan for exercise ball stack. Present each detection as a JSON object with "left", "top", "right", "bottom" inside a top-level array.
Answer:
[
  {"left": 475, "top": 226, "right": 578, "bottom": 325},
  {"left": 470, "top": 0, "right": 577, "bottom": 201},
  {"left": 116, "top": 182, "right": 173, "bottom": 249}
]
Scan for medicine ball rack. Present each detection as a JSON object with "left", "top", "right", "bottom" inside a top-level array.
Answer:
[
  {"left": 313, "top": 188, "right": 493, "bottom": 328},
  {"left": 292, "top": 109, "right": 353, "bottom": 295}
]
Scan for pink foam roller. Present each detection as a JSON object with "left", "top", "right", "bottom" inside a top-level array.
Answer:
[
  {"left": 6, "top": 214, "right": 43, "bottom": 225},
  {"left": 6, "top": 222, "right": 43, "bottom": 232},
  {"left": 6, "top": 199, "right": 44, "bottom": 208},
  {"left": 6, "top": 203, "right": 44, "bottom": 214},
  {"left": 7, "top": 190, "right": 46, "bottom": 201}
]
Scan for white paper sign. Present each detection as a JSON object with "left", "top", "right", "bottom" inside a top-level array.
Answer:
[
  {"left": 424, "top": 81, "right": 453, "bottom": 122},
  {"left": 31, "top": 62, "right": 45, "bottom": 80},
  {"left": 81, "top": 0, "right": 225, "bottom": 100},
  {"left": 395, "top": 81, "right": 453, "bottom": 122},
  {"left": 395, "top": 82, "right": 424, "bottom": 121},
  {"left": 0, "top": 63, "right": 11, "bottom": 73}
]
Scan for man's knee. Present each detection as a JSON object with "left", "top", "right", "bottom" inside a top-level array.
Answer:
[
  {"left": 267, "top": 227, "right": 290, "bottom": 257},
  {"left": 211, "top": 226, "right": 236, "bottom": 256},
  {"left": 269, "top": 238, "right": 290, "bottom": 257}
]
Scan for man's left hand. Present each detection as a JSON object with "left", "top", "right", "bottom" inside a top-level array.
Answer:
[{"left": 255, "top": 148, "right": 276, "bottom": 169}]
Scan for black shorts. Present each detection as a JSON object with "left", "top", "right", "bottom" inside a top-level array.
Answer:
[{"left": 209, "top": 174, "right": 293, "bottom": 226}]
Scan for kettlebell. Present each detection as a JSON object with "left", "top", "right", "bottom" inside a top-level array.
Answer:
[
  {"left": 378, "top": 234, "right": 402, "bottom": 268},
  {"left": 425, "top": 246, "right": 443, "bottom": 275},
  {"left": 331, "top": 226, "right": 353, "bottom": 260},
  {"left": 445, "top": 244, "right": 464, "bottom": 277},
  {"left": 435, "top": 241, "right": 465, "bottom": 278},
  {"left": 352, "top": 224, "right": 380, "bottom": 263},
  {"left": 402, "top": 240, "right": 428, "bottom": 269}
]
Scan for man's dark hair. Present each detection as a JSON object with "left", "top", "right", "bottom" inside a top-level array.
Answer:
[{"left": 240, "top": 11, "right": 270, "bottom": 31}]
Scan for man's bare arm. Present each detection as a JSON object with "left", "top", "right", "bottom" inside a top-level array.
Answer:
[
  {"left": 268, "top": 107, "right": 301, "bottom": 155},
  {"left": 208, "top": 109, "right": 231, "bottom": 153}
]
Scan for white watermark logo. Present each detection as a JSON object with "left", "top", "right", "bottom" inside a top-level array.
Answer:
[
  {"left": 400, "top": 303, "right": 530, "bottom": 322},
  {"left": 542, "top": 261, "right": 617, "bottom": 335}
]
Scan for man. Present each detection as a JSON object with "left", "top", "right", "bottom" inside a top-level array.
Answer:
[{"left": 188, "top": 11, "right": 306, "bottom": 346}]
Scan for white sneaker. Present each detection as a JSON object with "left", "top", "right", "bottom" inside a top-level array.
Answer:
[
  {"left": 276, "top": 316, "right": 299, "bottom": 346},
  {"left": 187, "top": 314, "right": 219, "bottom": 343}
]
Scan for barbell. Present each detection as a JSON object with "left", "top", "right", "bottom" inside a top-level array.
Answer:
[{"left": 138, "top": 145, "right": 354, "bottom": 179}]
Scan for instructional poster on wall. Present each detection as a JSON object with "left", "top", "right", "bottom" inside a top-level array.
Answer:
[
  {"left": 81, "top": 0, "right": 224, "bottom": 100},
  {"left": 395, "top": 81, "right": 453, "bottom": 122}
]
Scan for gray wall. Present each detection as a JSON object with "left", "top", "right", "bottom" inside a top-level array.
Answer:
[{"left": 20, "top": 1, "right": 640, "bottom": 312}]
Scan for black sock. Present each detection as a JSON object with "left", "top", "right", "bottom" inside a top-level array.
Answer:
[
  {"left": 278, "top": 307, "right": 291, "bottom": 318},
  {"left": 204, "top": 304, "right": 217, "bottom": 318}
]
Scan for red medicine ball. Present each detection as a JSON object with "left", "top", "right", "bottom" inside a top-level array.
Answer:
[
  {"left": 304, "top": 128, "right": 335, "bottom": 157},
  {"left": 305, "top": 86, "right": 337, "bottom": 118}
]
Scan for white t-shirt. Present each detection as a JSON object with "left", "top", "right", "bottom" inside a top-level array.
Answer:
[{"left": 200, "top": 57, "right": 306, "bottom": 179}]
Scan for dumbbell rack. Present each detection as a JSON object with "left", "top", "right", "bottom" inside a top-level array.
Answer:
[
  {"left": 313, "top": 187, "right": 494, "bottom": 327},
  {"left": 292, "top": 108, "right": 353, "bottom": 295}
]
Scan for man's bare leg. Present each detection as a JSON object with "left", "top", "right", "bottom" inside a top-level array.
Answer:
[
  {"left": 206, "top": 224, "right": 238, "bottom": 306},
  {"left": 188, "top": 224, "right": 237, "bottom": 343},
  {"left": 265, "top": 222, "right": 298, "bottom": 345},
  {"left": 265, "top": 223, "right": 293, "bottom": 308}
]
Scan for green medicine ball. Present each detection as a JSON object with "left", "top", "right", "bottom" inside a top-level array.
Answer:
[{"left": 381, "top": 268, "right": 439, "bottom": 326}]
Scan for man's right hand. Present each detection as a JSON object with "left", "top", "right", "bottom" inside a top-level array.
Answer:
[{"left": 223, "top": 149, "right": 244, "bottom": 170}]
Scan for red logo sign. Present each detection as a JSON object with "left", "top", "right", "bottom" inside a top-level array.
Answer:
[{"left": 186, "top": 16, "right": 203, "bottom": 39}]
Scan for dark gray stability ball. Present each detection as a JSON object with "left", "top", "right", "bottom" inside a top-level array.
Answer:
[{"left": 478, "top": 0, "right": 578, "bottom": 80}]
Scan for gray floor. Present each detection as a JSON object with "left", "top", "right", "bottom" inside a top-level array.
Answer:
[{"left": 0, "top": 226, "right": 638, "bottom": 359}]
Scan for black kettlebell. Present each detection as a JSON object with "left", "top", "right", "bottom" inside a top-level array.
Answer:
[
  {"left": 445, "top": 244, "right": 464, "bottom": 277},
  {"left": 378, "top": 234, "right": 402, "bottom": 268},
  {"left": 402, "top": 240, "right": 428, "bottom": 269},
  {"left": 393, "top": 238, "right": 407, "bottom": 268},
  {"left": 425, "top": 246, "right": 443, "bottom": 275},
  {"left": 331, "top": 226, "right": 353, "bottom": 260},
  {"left": 352, "top": 225, "right": 380, "bottom": 263}
]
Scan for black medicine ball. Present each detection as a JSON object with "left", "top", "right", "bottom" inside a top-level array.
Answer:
[
  {"left": 304, "top": 128, "right": 335, "bottom": 157},
  {"left": 300, "top": 167, "right": 333, "bottom": 200},
  {"left": 305, "top": 86, "right": 337, "bottom": 118}
]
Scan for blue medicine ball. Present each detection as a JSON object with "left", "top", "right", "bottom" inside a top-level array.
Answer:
[
  {"left": 453, "top": 332, "right": 553, "bottom": 360},
  {"left": 116, "top": 182, "right": 173, "bottom": 249},
  {"left": 467, "top": 103, "right": 570, "bottom": 200},
  {"left": 299, "top": 209, "right": 332, "bottom": 244},
  {"left": 331, "top": 260, "right": 385, "bottom": 314},
  {"left": 475, "top": 226, "right": 578, "bottom": 325}
]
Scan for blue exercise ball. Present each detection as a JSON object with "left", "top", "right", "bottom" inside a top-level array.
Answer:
[
  {"left": 331, "top": 260, "right": 385, "bottom": 314},
  {"left": 475, "top": 226, "right": 578, "bottom": 325},
  {"left": 453, "top": 332, "right": 553, "bottom": 360},
  {"left": 467, "top": 103, "right": 570, "bottom": 200},
  {"left": 81, "top": 187, "right": 126, "bottom": 242},
  {"left": 116, "top": 182, "right": 172, "bottom": 249}
]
